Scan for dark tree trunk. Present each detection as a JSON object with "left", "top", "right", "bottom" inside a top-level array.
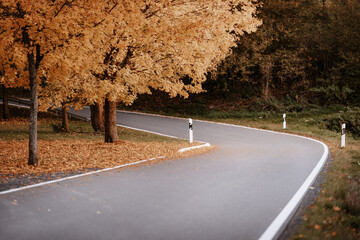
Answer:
[
  {"left": 61, "top": 103, "right": 70, "bottom": 132},
  {"left": 28, "top": 51, "right": 38, "bottom": 166},
  {"left": 261, "top": 62, "right": 272, "bottom": 100},
  {"left": 90, "top": 101, "right": 105, "bottom": 132},
  {"left": 2, "top": 85, "right": 9, "bottom": 119},
  {"left": 104, "top": 98, "right": 118, "bottom": 143},
  {"left": 262, "top": 76, "right": 270, "bottom": 100}
]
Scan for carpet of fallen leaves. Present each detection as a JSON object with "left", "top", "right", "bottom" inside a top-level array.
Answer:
[
  {"left": 0, "top": 117, "right": 58, "bottom": 129},
  {"left": 0, "top": 117, "right": 29, "bottom": 126},
  {"left": 0, "top": 139, "right": 211, "bottom": 177}
]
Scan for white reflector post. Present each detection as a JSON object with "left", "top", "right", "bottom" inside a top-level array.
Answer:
[
  {"left": 283, "top": 113, "right": 286, "bottom": 129},
  {"left": 189, "top": 118, "right": 193, "bottom": 144},
  {"left": 341, "top": 123, "right": 346, "bottom": 148}
]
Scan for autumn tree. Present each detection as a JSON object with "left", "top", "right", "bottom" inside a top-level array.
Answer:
[
  {"left": 1, "top": 57, "right": 10, "bottom": 119},
  {"left": 1, "top": 82, "right": 10, "bottom": 120},
  {"left": 0, "top": 0, "right": 112, "bottom": 165},
  {"left": 42, "top": 0, "right": 261, "bottom": 142},
  {"left": 90, "top": 102, "right": 105, "bottom": 132},
  {"left": 1, "top": 85, "right": 9, "bottom": 119},
  {"left": 1, "top": 0, "right": 261, "bottom": 166}
]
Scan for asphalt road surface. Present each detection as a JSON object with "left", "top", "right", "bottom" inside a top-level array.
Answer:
[{"left": 0, "top": 106, "right": 328, "bottom": 240}]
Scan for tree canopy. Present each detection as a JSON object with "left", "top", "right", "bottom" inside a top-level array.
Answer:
[
  {"left": 38, "top": 0, "right": 262, "bottom": 109},
  {"left": 0, "top": 0, "right": 261, "bottom": 164},
  {"left": 0, "top": 0, "right": 261, "bottom": 109}
]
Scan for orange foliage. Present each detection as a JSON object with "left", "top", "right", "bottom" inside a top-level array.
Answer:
[
  {"left": 0, "top": 0, "right": 261, "bottom": 109},
  {"left": 0, "top": 139, "right": 206, "bottom": 176}
]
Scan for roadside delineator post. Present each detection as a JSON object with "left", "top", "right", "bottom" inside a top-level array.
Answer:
[
  {"left": 283, "top": 113, "right": 286, "bottom": 129},
  {"left": 189, "top": 118, "right": 193, "bottom": 144},
  {"left": 341, "top": 123, "right": 346, "bottom": 148}
]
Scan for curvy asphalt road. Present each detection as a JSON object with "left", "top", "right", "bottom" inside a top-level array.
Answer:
[{"left": 0, "top": 106, "right": 328, "bottom": 240}]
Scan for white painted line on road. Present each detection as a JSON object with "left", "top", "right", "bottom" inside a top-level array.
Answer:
[
  {"left": 0, "top": 156, "right": 165, "bottom": 196},
  {"left": 117, "top": 109, "right": 181, "bottom": 119},
  {"left": 116, "top": 123, "right": 211, "bottom": 147},
  {"left": 178, "top": 143, "right": 211, "bottom": 153},
  {"left": 116, "top": 123, "right": 182, "bottom": 139},
  {"left": 115, "top": 110, "right": 329, "bottom": 240},
  {"left": 258, "top": 140, "right": 328, "bottom": 240},
  {"left": 3, "top": 102, "right": 328, "bottom": 238},
  {"left": 0, "top": 104, "right": 210, "bottom": 195}
]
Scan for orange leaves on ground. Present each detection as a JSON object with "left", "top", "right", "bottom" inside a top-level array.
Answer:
[
  {"left": 0, "top": 139, "right": 198, "bottom": 176},
  {"left": 0, "top": 118, "right": 28, "bottom": 127},
  {"left": 314, "top": 224, "right": 321, "bottom": 230},
  {"left": 333, "top": 206, "right": 341, "bottom": 212}
]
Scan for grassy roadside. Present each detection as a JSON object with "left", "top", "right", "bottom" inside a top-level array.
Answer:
[
  {"left": 0, "top": 105, "right": 211, "bottom": 188},
  {"left": 123, "top": 105, "right": 360, "bottom": 239},
  {"left": 202, "top": 112, "right": 359, "bottom": 239}
]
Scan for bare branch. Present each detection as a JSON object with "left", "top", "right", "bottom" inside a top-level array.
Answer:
[
  {"left": 54, "top": 0, "right": 76, "bottom": 18},
  {"left": 94, "top": 2, "right": 119, "bottom": 27},
  {"left": 117, "top": 47, "right": 134, "bottom": 68}
]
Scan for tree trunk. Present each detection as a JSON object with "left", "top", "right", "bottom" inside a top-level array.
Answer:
[
  {"left": 262, "top": 76, "right": 270, "bottom": 100},
  {"left": 61, "top": 103, "right": 70, "bottom": 132},
  {"left": 28, "top": 52, "right": 38, "bottom": 166},
  {"left": 261, "top": 62, "right": 272, "bottom": 100},
  {"left": 90, "top": 101, "right": 105, "bottom": 132},
  {"left": 104, "top": 98, "right": 118, "bottom": 143},
  {"left": 2, "top": 85, "right": 9, "bottom": 119}
]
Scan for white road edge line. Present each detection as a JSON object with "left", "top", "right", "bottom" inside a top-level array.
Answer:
[
  {"left": 0, "top": 156, "right": 165, "bottom": 196},
  {"left": 116, "top": 124, "right": 212, "bottom": 153},
  {"left": 116, "top": 123, "right": 211, "bottom": 146},
  {"left": 116, "top": 110, "right": 329, "bottom": 240},
  {"left": 258, "top": 140, "right": 328, "bottom": 240},
  {"left": 116, "top": 123, "right": 182, "bottom": 139},
  {"left": 0, "top": 104, "right": 210, "bottom": 196},
  {"left": 178, "top": 143, "right": 211, "bottom": 153},
  {"left": 4, "top": 102, "right": 328, "bottom": 239}
]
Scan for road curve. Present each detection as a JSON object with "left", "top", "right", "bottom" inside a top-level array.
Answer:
[{"left": 0, "top": 106, "right": 328, "bottom": 240}]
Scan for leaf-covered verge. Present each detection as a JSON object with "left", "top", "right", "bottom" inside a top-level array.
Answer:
[
  {"left": 0, "top": 139, "right": 202, "bottom": 177},
  {"left": 0, "top": 105, "right": 212, "bottom": 191}
]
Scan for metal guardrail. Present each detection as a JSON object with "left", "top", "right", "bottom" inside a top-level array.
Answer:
[
  {"left": 4, "top": 97, "right": 90, "bottom": 122},
  {"left": 8, "top": 97, "right": 31, "bottom": 106}
]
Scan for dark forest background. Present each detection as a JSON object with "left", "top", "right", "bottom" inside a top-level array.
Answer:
[{"left": 127, "top": 0, "right": 360, "bottom": 114}]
